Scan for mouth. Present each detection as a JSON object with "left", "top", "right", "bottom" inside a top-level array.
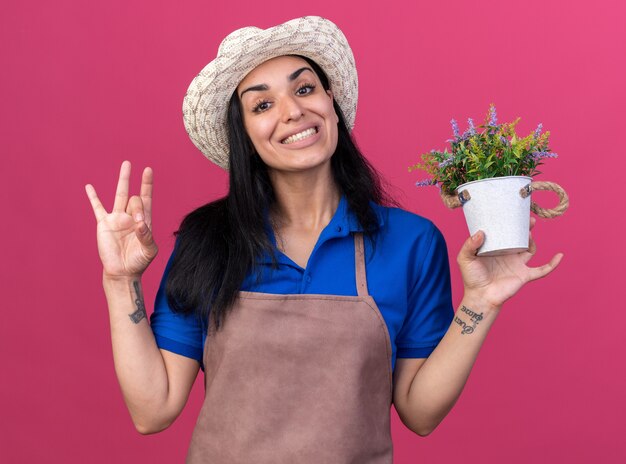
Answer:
[{"left": 280, "top": 127, "right": 319, "bottom": 145}]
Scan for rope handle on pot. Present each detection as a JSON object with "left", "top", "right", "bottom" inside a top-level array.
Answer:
[
  {"left": 519, "top": 181, "right": 569, "bottom": 218},
  {"left": 441, "top": 190, "right": 470, "bottom": 209},
  {"left": 440, "top": 180, "right": 569, "bottom": 218}
]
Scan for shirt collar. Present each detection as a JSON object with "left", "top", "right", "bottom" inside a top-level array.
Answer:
[
  {"left": 258, "top": 194, "right": 385, "bottom": 266},
  {"left": 336, "top": 193, "right": 386, "bottom": 233}
]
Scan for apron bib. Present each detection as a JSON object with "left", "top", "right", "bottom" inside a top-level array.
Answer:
[{"left": 187, "top": 233, "right": 393, "bottom": 463}]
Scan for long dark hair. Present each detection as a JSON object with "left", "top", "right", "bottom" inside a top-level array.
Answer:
[{"left": 166, "top": 56, "right": 395, "bottom": 329}]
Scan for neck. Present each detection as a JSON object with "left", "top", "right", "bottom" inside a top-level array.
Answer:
[{"left": 269, "top": 163, "right": 341, "bottom": 231}]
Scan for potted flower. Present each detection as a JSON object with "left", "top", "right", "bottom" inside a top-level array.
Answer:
[{"left": 410, "top": 104, "right": 569, "bottom": 256}]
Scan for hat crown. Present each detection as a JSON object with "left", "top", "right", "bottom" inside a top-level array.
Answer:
[{"left": 218, "top": 26, "right": 262, "bottom": 56}]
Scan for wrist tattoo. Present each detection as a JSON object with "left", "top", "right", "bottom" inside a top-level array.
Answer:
[
  {"left": 129, "top": 280, "right": 147, "bottom": 324},
  {"left": 454, "top": 305, "right": 483, "bottom": 335}
]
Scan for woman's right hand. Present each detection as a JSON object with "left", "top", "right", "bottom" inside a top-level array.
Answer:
[{"left": 85, "top": 161, "right": 158, "bottom": 279}]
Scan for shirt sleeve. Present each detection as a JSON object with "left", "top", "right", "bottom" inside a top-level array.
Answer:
[
  {"left": 150, "top": 244, "right": 204, "bottom": 364},
  {"left": 396, "top": 223, "right": 455, "bottom": 359}
]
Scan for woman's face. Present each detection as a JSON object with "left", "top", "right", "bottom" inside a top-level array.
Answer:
[{"left": 236, "top": 55, "right": 339, "bottom": 175}]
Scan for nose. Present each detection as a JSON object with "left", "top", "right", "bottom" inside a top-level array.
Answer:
[{"left": 279, "top": 95, "right": 304, "bottom": 123}]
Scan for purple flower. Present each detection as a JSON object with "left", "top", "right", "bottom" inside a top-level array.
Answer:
[
  {"left": 467, "top": 118, "right": 476, "bottom": 136},
  {"left": 415, "top": 178, "right": 435, "bottom": 187},
  {"left": 530, "top": 151, "right": 558, "bottom": 160},
  {"left": 488, "top": 105, "right": 498, "bottom": 126},
  {"left": 438, "top": 157, "right": 454, "bottom": 168},
  {"left": 533, "top": 123, "right": 543, "bottom": 139},
  {"left": 500, "top": 136, "right": 509, "bottom": 145},
  {"left": 450, "top": 119, "right": 460, "bottom": 138}
]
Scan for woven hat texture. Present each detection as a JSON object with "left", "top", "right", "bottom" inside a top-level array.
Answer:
[{"left": 182, "top": 16, "right": 358, "bottom": 169}]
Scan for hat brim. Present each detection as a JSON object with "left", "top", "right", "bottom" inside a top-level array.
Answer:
[{"left": 182, "top": 16, "right": 358, "bottom": 170}]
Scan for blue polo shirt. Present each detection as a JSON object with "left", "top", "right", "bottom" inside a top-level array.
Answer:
[{"left": 150, "top": 196, "right": 455, "bottom": 372}]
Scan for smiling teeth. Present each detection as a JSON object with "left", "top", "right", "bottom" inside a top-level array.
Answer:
[{"left": 282, "top": 127, "right": 317, "bottom": 144}]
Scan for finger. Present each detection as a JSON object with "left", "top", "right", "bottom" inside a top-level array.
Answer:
[
  {"left": 527, "top": 253, "right": 564, "bottom": 281},
  {"left": 458, "top": 230, "right": 484, "bottom": 263},
  {"left": 527, "top": 230, "right": 537, "bottom": 255},
  {"left": 135, "top": 220, "right": 158, "bottom": 260},
  {"left": 85, "top": 184, "right": 108, "bottom": 222},
  {"left": 113, "top": 161, "right": 131, "bottom": 212},
  {"left": 140, "top": 167, "right": 153, "bottom": 227},
  {"left": 521, "top": 232, "right": 537, "bottom": 264},
  {"left": 127, "top": 195, "right": 144, "bottom": 223}
]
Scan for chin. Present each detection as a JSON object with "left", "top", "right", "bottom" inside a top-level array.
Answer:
[{"left": 269, "top": 155, "right": 333, "bottom": 174}]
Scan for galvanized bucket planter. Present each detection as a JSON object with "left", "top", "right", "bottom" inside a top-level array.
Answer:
[{"left": 442, "top": 176, "right": 569, "bottom": 256}]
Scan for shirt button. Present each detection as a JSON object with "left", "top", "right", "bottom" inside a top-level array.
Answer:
[
  {"left": 337, "top": 226, "right": 342, "bottom": 232},
  {"left": 306, "top": 275, "right": 312, "bottom": 283}
]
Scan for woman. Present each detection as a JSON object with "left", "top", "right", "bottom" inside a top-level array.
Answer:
[{"left": 85, "top": 16, "right": 562, "bottom": 463}]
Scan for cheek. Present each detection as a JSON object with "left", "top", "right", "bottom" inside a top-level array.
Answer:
[
  {"left": 327, "top": 108, "right": 339, "bottom": 137},
  {"left": 244, "top": 118, "right": 275, "bottom": 145},
  {"left": 326, "top": 114, "right": 339, "bottom": 152},
  {"left": 324, "top": 102, "right": 339, "bottom": 125},
  {"left": 329, "top": 125, "right": 339, "bottom": 150}
]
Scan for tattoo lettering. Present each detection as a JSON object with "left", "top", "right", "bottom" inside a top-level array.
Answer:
[
  {"left": 460, "top": 305, "right": 484, "bottom": 323},
  {"left": 129, "top": 280, "right": 147, "bottom": 324},
  {"left": 454, "top": 305, "right": 483, "bottom": 335},
  {"left": 454, "top": 316, "right": 475, "bottom": 334}
]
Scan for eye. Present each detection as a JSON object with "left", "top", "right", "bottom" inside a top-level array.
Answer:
[
  {"left": 296, "top": 83, "right": 316, "bottom": 96},
  {"left": 252, "top": 99, "right": 271, "bottom": 113}
]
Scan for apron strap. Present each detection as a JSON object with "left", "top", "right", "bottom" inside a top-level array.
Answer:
[{"left": 354, "top": 232, "right": 369, "bottom": 297}]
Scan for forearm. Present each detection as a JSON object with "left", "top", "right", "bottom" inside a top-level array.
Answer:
[
  {"left": 103, "top": 274, "right": 175, "bottom": 433},
  {"left": 400, "top": 295, "right": 501, "bottom": 435}
]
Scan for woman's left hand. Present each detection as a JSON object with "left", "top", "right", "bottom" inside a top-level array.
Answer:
[{"left": 457, "top": 216, "right": 563, "bottom": 312}]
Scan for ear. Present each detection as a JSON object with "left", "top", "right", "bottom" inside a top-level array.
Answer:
[{"left": 326, "top": 89, "right": 339, "bottom": 124}]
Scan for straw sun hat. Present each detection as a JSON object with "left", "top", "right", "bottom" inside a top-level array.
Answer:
[{"left": 182, "top": 16, "right": 358, "bottom": 170}]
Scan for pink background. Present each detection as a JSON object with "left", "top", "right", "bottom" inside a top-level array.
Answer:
[{"left": 2, "top": 0, "right": 624, "bottom": 462}]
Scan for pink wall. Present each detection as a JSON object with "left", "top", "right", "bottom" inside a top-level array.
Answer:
[{"left": 2, "top": 0, "right": 624, "bottom": 462}]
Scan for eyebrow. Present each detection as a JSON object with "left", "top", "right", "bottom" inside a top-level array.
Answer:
[{"left": 239, "top": 67, "right": 314, "bottom": 98}]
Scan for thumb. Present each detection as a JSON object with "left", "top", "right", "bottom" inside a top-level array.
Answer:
[
  {"left": 135, "top": 220, "right": 158, "bottom": 260},
  {"left": 459, "top": 230, "right": 484, "bottom": 262}
]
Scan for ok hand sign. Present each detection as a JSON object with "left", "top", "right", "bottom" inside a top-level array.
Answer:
[{"left": 85, "top": 161, "right": 158, "bottom": 279}]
